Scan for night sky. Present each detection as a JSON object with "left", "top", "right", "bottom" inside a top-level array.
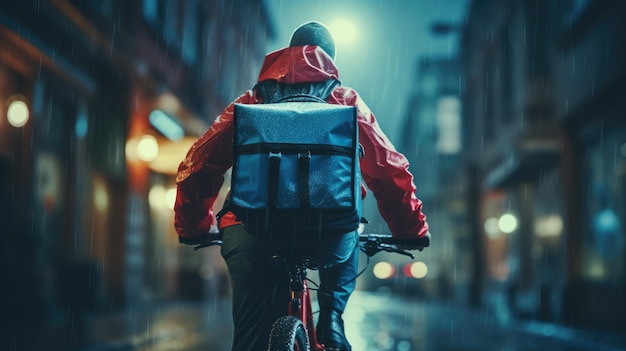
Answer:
[{"left": 265, "top": 0, "right": 468, "bottom": 141}]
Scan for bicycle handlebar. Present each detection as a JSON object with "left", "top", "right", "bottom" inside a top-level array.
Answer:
[
  {"left": 358, "top": 232, "right": 430, "bottom": 247},
  {"left": 358, "top": 232, "right": 430, "bottom": 259},
  {"left": 193, "top": 232, "right": 223, "bottom": 251},
  {"left": 193, "top": 231, "right": 430, "bottom": 259}
]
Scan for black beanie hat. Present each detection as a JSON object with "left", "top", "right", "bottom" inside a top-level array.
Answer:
[{"left": 289, "top": 21, "right": 336, "bottom": 59}]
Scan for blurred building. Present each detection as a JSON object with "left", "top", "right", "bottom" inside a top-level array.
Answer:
[
  {"left": 0, "top": 0, "right": 272, "bottom": 345},
  {"left": 396, "top": 58, "right": 465, "bottom": 300},
  {"left": 460, "top": 0, "right": 625, "bottom": 334}
]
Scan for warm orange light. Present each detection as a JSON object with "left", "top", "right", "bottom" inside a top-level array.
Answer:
[
  {"left": 136, "top": 135, "right": 159, "bottom": 162},
  {"left": 403, "top": 261, "right": 428, "bottom": 279},
  {"left": 372, "top": 262, "right": 395, "bottom": 279}
]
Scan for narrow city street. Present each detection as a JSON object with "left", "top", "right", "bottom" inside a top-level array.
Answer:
[
  {"left": 2, "top": 1, "right": 626, "bottom": 351},
  {"left": 61, "top": 291, "right": 625, "bottom": 351}
]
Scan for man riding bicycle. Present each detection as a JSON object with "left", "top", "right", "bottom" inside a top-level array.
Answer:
[{"left": 174, "top": 21, "right": 430, "bottom": 351}]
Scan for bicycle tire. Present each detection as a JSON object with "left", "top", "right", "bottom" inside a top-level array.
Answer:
[{"left": 267, "top": 315, "right": 310, "bottom": 351}]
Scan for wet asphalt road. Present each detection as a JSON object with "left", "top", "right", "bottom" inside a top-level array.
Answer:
[{"left": 67, "top": 291, "right": 625, "bottom": 351}]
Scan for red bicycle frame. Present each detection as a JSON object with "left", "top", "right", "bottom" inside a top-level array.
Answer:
[
  {"left": 292, "top": 279, "right": 323, "bottom": 350},
  {"left": 284, "top": 259, "right": 325, "bottom": 350},
  {"left": 195, "top": 231, "right": 430, "bottom": 350}
]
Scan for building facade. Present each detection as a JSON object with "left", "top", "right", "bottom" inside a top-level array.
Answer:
[
  {"left": 460, "top": 0, "right": 625, "bottom": 333},
  {"left": 398, "top": 57, "right": 465, "bottom": 300},
  {"left": 0, "top": 0, "right": 273, "bottom": 344}
]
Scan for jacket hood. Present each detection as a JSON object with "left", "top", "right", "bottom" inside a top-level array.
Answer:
[{"left": 257, "top": 45, "right": 339, "bottom": 84}]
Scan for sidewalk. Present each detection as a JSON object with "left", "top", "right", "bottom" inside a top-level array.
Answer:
[
  {"left": 9, "top": 299, "right": 232, "bottom": 351},
  {"left": 79, "top": 299, "right": 233, "bottom": 351},
  {"left": 343, "top": 292, "right": 625, "bottom": 351},
  {"left": 507, "top": 318, "right": 625, "bottom": 351},
  {"left": 423, "top": 301, "right": 625, "bottom": 351}
]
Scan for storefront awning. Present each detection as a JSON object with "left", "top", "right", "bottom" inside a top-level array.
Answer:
[{"left": 484, "top": 140, "right": 561, "bottom": 189}]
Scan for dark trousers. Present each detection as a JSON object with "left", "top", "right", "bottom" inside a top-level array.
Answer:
[{"left": 220, "top": 224, "right": 359, "bottom": 351}]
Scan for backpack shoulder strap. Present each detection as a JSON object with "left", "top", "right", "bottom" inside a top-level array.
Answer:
[
  {"left": 275, "top": 94, "right": 326, "bottom": 103},
  {"left": 254, "top": 79, "right": 341, "bottom": 104}
]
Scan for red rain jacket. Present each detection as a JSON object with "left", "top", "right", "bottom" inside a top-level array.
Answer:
[{"left": 174, "top": 45, "right": 428, "bottom": 240}]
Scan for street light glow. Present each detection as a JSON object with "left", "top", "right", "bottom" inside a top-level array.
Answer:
[
  {"left": 136, "top": 135, "right": 159, "bottom": 162},
  {"left": 165, "top": 187, "right": 177, "bottom": 210},
  {"left": 484, "top": 217, "right": 501, "bottom": 238},
  {"left": 7, "top": 100, "right": 29, "bottom": 127},
  {"left": 328, "top": 19, "right": 357, "bottom": 44},
  {"left": 372, "top": 261, "right": 395, "bottom": 279},
  {"left": 404, "top": 261, "right": 428, "bottom": 279},
  {"left": 498, "top": 213, "right": 518, "bottom": 234}
]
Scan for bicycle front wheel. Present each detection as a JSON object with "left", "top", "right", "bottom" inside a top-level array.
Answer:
[{"left": 267, "top": 315, "right": 310, "bottom": 351}]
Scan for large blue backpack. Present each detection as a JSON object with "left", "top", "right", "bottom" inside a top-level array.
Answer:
[{"left": 230, "top": 80, "right": 361, "bottom": 237}]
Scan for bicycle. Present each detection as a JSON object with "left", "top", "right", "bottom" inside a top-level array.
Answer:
[{"left": 194, "top": 231, "right": 430, "bottom": 350}]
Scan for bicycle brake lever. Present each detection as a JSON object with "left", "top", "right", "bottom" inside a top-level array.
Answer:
[
  {"left": 399, "top": 250, "right": 415, "bottom": 259},
  {"left": 378, "top": 244, "right": 415, "bottom": 259},
  {"left": 361, "top": 242, "right": 380, "bottom": 257}
]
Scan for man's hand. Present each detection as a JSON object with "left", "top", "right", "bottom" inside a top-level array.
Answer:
[
  {"left": 397, "top": 231, "right": 430, "bottom": 251},
  {"left": 179, "top": 233, "right": 210, "bottom": 246}
]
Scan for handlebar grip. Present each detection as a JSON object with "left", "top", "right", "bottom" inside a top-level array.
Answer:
[
  {"left": 191, "top": 232, "right": 224, "bottom": 250},
  {"left": 359, "top": 232, "right": 430, "bottom": 248},
  {"left": 208, "top": 231, "right": 223, "bottom": 241}
]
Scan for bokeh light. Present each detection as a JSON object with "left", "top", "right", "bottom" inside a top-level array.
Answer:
[
  {"left": 484, "top": 217, "right": 501, "bottom": 238},
  {"left": 165, "top": 187, "right": 177, "bottom": 210},
  {"left": 7, "top": 100, "right": 29, "bottom": 127},
  {"left": 404, "top": 261, "right": 428, "bottom": 279},
  {"left": 372, "top": 261, "right": 395, "bottom": 279},
  {"left": 498, "top": 213, "right": 518, "bottom": 234},
  {"left": 328, "top": 19, "right": 357, "bottom": 44},
  {"left": 136, "top": 135, "right": 159, "bottom": 162}
]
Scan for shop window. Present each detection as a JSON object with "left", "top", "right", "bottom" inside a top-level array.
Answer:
[
  {"left": 143, "top": 0, "right": 167, "bottom": 28},
  {"left": 181, "top": 0, "right": 201, "bottom": 65},
  {"left": 436, "top": 96, "right": 462, "bottom": 154},
  {"left": 582, "top": 127, "right": 626, "bottom": 281},
  {"left": 534, "top": 169, "right": 566, "bottom": 283},
  {"left": 482, "top": 191, "right": 514, "bottom": 282},
  {"left": 500, "top": 24, "right": 512, "bottom": 119},
  {"left": 143, "top": 0, "right": 200, "bottom": 66}
]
